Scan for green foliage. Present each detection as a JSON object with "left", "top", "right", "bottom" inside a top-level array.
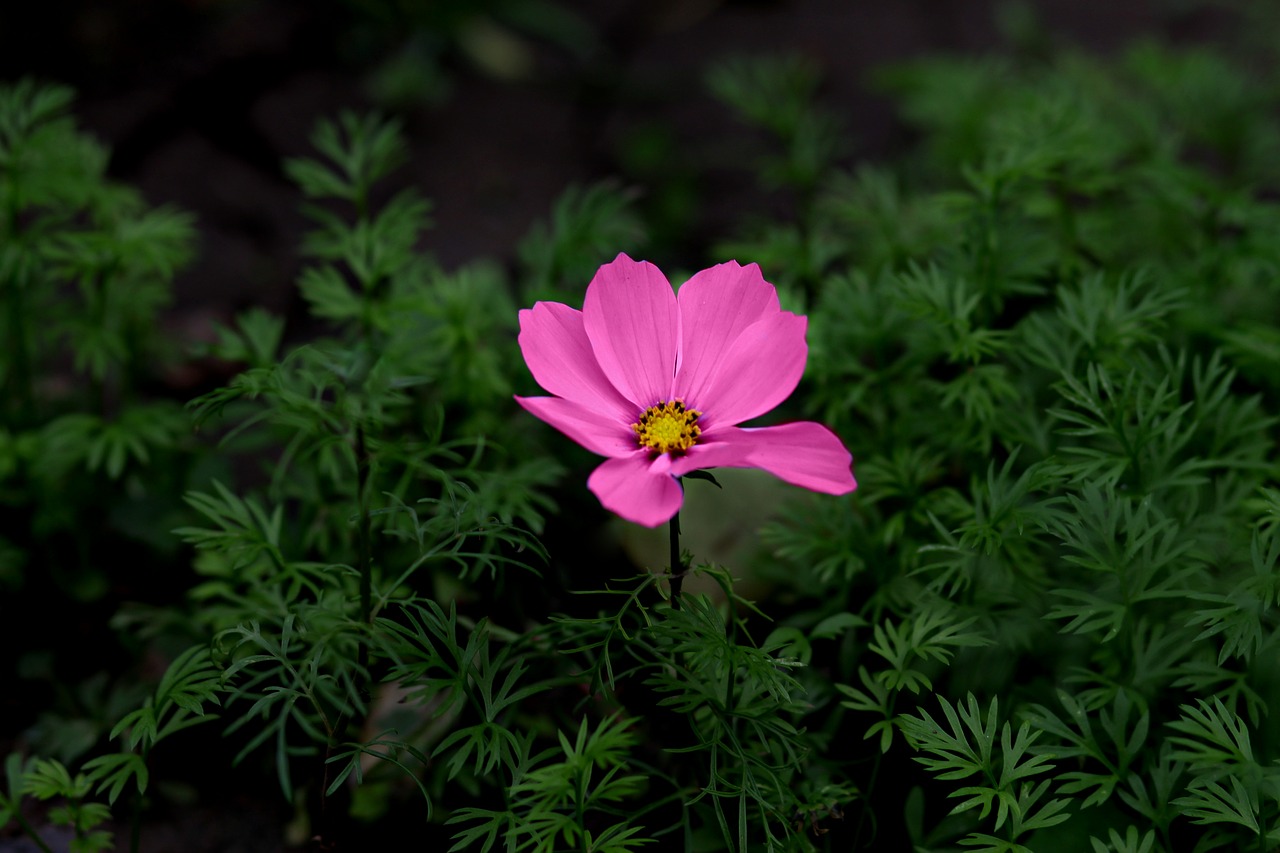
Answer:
[
  {"left": 1022, "top": 689, "right": 1149, "bottom": 811},
  {"left": 518, "top": 181, "right": 647, "bottom": 303},
  {"left": 447, "top": 715, "right": 652, "bottom": 853},
  {"left": 707, "top": 54, "right": 845, "bottom": 196},
  {"left": 900, "top": 694, "right": 1070, "bottom": 848},
  {"left": 0, "top": 77, "right": 197, "bottom": 563},
  {"left": 9, "top": 9, "right": 1280, "bottom": 852},
  {"left": 544, "top": 566, "right": 856, "bottom": 852},
  {"left": 728, "top": 24, "right": 1280, "bottom": 852},
  {"left": 155, "top": 112, "right": 564, "bottom": 824},
  {"left": 3, "top": 755, "right": 115, "bottom": 853},
  {"left": 377, "top": 599, "right": 559, "bottom": 783},
  {"left": 218, "top": 614, "right": 368, "bottom": 801},
  {"left": 0, "top": 78, "right": 193, "bottom": 413},
  {"left": 0, "top": 78, "right": 202, "bottom": 852},
  {"left": 1165, "top": 698, "right": 1280, "bottom": 839}
]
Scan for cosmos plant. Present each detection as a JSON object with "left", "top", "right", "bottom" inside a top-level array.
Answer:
[{"left": 515, "top": 253, "right": 856, "bottom": 528}]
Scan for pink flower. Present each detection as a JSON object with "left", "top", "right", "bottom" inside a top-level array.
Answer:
[{"left": 515, "top": 253, "right": 856, "bottom": 527}]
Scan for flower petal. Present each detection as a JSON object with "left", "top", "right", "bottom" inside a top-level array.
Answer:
[
  {"left": 582, "top": 254, "right": 679, "bottom": 409},
  {"left": 670, "top": 422, "right": 856, "bottom": 494},
  {"left": 518, "top": 301, "right": 635, "bottom": 423},
  {"left": 587, "top": 453, "right": 685, "bottom": 527},
  {"left": 666, "top": 437, "right": 755, "bottom": 476},
  {"left": 674, "top": 261, "right": 780, "bottom": 406},
  {"left": 515, "top": 396, "right": 638, "bottom": 458},
  {"left": 690, "top": 311, "right": 808, "bottom": 430}
]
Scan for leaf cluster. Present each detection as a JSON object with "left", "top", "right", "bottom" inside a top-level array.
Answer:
[{"left": 726, "top": 21, "right": 1280, "bottom": 851}]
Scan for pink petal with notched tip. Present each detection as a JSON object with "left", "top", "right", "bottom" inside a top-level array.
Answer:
[
  {"left": 587, "top": 453, "right": 686, "bottom": 527},
  {"left": 582, "top": 254, "right": 679, "bottom": 410},
  {"left": 685, "top": 311, "right": 808, "bottom": 430},
  {"left": 674, "top": 261, "right": 780, "bottom": 406},
  {"left": 517, "top": 301, "right": 635, "bottom": 424},
  {"left": 670, "top": 421, "right": 856, "bottom": 494},
  {"left": 515, "top": 396, "right": 638, "bottom": 459}
]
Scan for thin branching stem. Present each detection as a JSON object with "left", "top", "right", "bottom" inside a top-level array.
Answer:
[
  {"left": 853, "top": 691, "right": 897, "bottom": 850},
  {"left": 669, "top": 490, "right": 685, "bottom": 611},
  {"left": 723, "top": 599, "right": 738, "bottom": 720},
  {"left": 4, "top": 271, "right": 34, "bottom": 427},
  {"left": 0, "top": 794, "right": 55, "bottom": 853},
  {"left": 2, "top": 159, "right": 33, "bottom": 426},
  {"left": 576, "top": 764, "right": 589, "bottom": 853},
  {"left": 356, "top": 424, "right": 373, "bottom": 623}
]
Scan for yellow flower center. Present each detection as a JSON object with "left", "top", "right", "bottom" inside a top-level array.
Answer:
[{"left": 632, "top": 400, "right": 701, "bottom": 455}]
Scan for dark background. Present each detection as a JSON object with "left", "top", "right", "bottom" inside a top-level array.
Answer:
[{"left": 0, "top": 0, "right": 1242, "bottom": 334}]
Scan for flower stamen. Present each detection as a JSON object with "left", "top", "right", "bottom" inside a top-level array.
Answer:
[{"left": 632, "top": 400, "right": 701, "bottom": 455}]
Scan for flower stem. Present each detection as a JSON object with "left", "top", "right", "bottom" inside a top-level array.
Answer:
[
  {"left": 0, "top": 792, "right": 55, "bottom": 853},
  {"left": 4, "top": 260, "right": 33, "bottom": 428},
  {"left": 355, "top": 423, "right": 373, "bottom": 667},
  {"left": 668, "top": 501, "right": 684, "bottom": 611}
]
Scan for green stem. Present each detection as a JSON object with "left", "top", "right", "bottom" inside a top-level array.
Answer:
[
  {"left": 576, "top": 765, "right": 589, "bottom": 853},
  {"left": 128, "top": 780, "right": 142, "bottom": 853},
  {"left": 796, "top": 177, "right": 817, "bottom": 311},
  {"left": 355, "top": 423, "right": 373, "bottom": 667},
  {"left": 3, "top": 159, "right": 33, "bottom": 427},
  {"left": 724, "top": 625, "right": 736, "bottom": 718},
  {"left": 853, "top": 692, "right": 897, "bottom": 850},
  {"left": 668, "top": 501, "right": 684, "bottom": 611},
  {"left": 125, "top": 741, "right": 153, "bottom": 853},
  {"left": 4, "top": 264, "right": 32, "bottom": 427},
  {"left": 0, "top": 793, "right": 55, "bottom": 853}
]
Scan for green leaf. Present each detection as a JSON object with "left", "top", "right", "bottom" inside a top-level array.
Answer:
[
  {"left": 1173, "top": 776, "right": 1260, "bottom": 832},
  {"left": 1166, "top": 697, "right": 1255, "bottom": 775},
  {"left": 285, "top": 112, "right": 407, "bottom": 206},
  {"left": 810, "top": 611, "right": 865, "bottom": 640},
  {"left": 1090, "top": 826, "right": 1158, "bottom": 853},
  {"left": 868, "top": 606, "right": 989, "bottom": 694},
  {"left": 82, "top": 753, "right": 148, "bottom": 805},
  {"left": 682, "top": 469, "right": 722, "bottom": 489}
]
